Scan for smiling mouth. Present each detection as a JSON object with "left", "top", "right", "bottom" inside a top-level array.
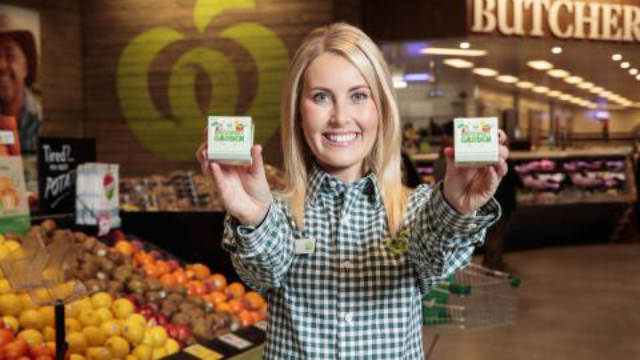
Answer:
[{"left": 322, "top": 132, "right": 361, "bottom": 147}]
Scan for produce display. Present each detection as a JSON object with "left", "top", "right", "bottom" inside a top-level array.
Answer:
[
  {"left": 514, "top": 157, "right": 630, "bottom": 205},
  {"left": 120, "top": 167, "right": 286, "bottom": 212},
  {"left": 0, "top": 220, "right": 267, "bottom": 359}
]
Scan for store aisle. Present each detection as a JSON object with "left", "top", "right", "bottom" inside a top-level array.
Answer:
[{"left": 423, "top": 244, "right": 640, "bottom": 360}]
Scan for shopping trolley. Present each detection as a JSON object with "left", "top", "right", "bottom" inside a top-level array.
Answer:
[{"left": 422, "top": 263, "right": 521, "bottom": 358}]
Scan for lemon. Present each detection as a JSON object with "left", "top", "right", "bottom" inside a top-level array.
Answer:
[
  {"left": 83, "top": 326, "right": 107, "bottom": 347},
  {"left": 111, "top": 298, "right": 135, "bottom": 320},
  {"left": 142, "top": 331, "right": 154, "bottom": 347},
  {"left": 66, "top": 331, "right": 88, "bottom": 354},
  {"left": 0, "top": 293, "right": 22, "bottom": 316},
  {"left": 18, "top": 328, "right": 44, "bottom": 345},
  {"left": 94, "top": 307, "right": 113, "bottom": 322},
  {"left": 19, "top": 308, "right": 43, "bottom": 329},
  {"left": 132, "top": 344, "right": 153, "bottom": 360},
  {"left": 105, "top": 336, "right": 130, "bottom": 358},
  {"left": 65, "top": 301, "right": 81, "bottom": 318},
  {"left": 38, "top": 306, "right": 55, "bottom": 327},
  {"left": 152, "top": 347, "right": 167, "bottom": 359},
  {"left": 0, "top": 279, "right": 11, "bottom": 294},
  {"left": 75, "top": 297, "right": 93, "bottom": 311},
  {"left": 123, "top": 319, "right": 145, "bottom": 346},
  {"left": 19, "top": 293, "right": 35, "bottom": 310},
  {"left": 65, "top": 317, "right": 82, "bottom": 333},
  {"left": 4, "top": 240, "right": 20, "bottom": 252},
  {"left": 85, "top": 346, "right": 110, "bottom": 360},
  {"left": 165, "top": 338, "right": 180, "bottom": 354},
  {"left": 78, "top": 309, "right": 102, "bottom": 328},
  {"left": 90, "top": 292, "right": 113, "bottom": 309},
  {"left": 2, "top": 315, "right": 18, "bottom": 332},
  {"left": 42, "top": 326, "right": 56, "bottom": 342},
  {"left": 148, "top": 326, "right": 167, "bottom": 348},
  {"left": 100, "top": 319, "right": 122, "bottom": 337},
  {"left": 126, "top": 356, "right": 138, "bottom": 360},
  {"left": 127, "top": 313, "right": 147, "bottom": 328},
  {"left": 69, "top": 354, "right": 86, "bottom": 360}
]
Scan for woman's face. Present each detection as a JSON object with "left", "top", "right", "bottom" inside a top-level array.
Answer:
[{"left": 299, "top": 52, "right": 379, "bottom": 183}]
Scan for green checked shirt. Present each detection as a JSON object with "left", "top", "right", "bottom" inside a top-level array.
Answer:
[{"left": 222, "top": 165, "right": 500, "bottom": 359}]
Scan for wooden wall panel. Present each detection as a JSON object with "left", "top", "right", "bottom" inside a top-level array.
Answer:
[{"left": 2, "top": 0, "right": 84, "bottom": 138}]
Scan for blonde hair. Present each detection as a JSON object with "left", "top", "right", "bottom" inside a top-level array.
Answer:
[{"left": 279, "top": 22, "right": 409, "bottom": 236}]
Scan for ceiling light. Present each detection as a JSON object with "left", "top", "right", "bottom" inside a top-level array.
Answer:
[
  {"left": 590, "top": 86, "right": 604, "bottom": 94},
  {"left": 527, "top": 60, "right": 554, "bottom": 70},
  {"left": 547, "top": 69, "right": 570, "bottom": 78},
  {"left": 612, "top": 54, "right": 622, "bottom": 61},
  {"left": 443, "top": 58, "right": 474, "bottom": 68},
  {"left": 496, "top": 75, "right": 519, "bottom": 83},
  {"left": 533, "top": 86, "right": 549, "bottom": 93},
  {"left": 564, "top": 76, "right": 583, "bottom": 84},
  {"left": 630, "top": 68, "right": 638, "bottom": 75},
  {"left": 551, "top": 47, "right": 562, "bottom": 54},
  {"left": 636, "top": 74, "right": 640, "bottom": 80},
  {"left": 472, "top": 67, "right": 498, "bottom": 77},
  {"left": 548, "top": 90, "right": 561, "bottom": 97},
  {"left": 420, "top": 48, "right": 487, "bottom": 56},
  {"left": 559, "top": 94, "right": 571, "bottom": 101},
  {"left": 516, "top": 81, "right": 535, "bottom": 89},
  {"left": 577, "top": 82, "right": 594, "bottom": 89},
  {"left": 601, "top": 91, "right": 614, "bottom": 98},
  {"left": 393, "top": 80, "right": 407, "bottom": 89},
  {"left": 621, "top": 61, "right": 630, "bottom": 68},
  {"left": 459, "top": 42, "right": 470, "bottom": 49}
]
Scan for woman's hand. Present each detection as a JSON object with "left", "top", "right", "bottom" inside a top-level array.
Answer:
[
  {"left": 196, "top": 128, "right": 272, "bottom": 226},
  {"left": 442, "top": 129, "right": 509, "bottom": 214}
]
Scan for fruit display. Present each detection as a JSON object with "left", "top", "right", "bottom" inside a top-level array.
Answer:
[
  {"left": 513, "top": 156, "right": 631, "bottom": 205},
  {"left": 120, "top": 166, "right": 286, "bottom": 212},
  {"left": 0, "top": 220, "right": 268, "bottom": 359}
]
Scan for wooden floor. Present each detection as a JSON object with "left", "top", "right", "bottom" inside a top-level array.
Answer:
[{"left": 423, "top": 244, "right": 640, "bottom": 360}]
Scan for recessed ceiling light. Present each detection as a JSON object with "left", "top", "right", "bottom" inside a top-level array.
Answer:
[
  {"left": 516, "top": 81, "right": 535, "bottom": 89},
  {"left": 548, "top": 90, "right": 561, "bottom": 97},
  {"left": 459, "top": 42, "right": 470, "bottom": 49},
  {"left": 420, "top": 48, "right": 487, "bottom": 56},
  {"left": 527, "top": 60, "right": 554, "bottom": 70},
  {"left": 547, "top": 69, "right": 570, "bottom": 78},
  {"left": 551, "top": 47, "right": 562, "bottom": 54},
  {"left": 590, "top": 86, "right": 604, "bottom": 94},
  {"left": 559, "top": 94, "right": 571, "bottom": 101},
  {"left": 496, "top": 75, "right": 519, "bottom": 83},
  {"left": 443, "top": 58, "right": 474, "bottom": 68},
  {"left": 630, "top": 68, "right": 638, "bottom": 75},
  {"left": 636, "top": 74, "right": 640, "bottom": 80},
  {"left": 601, "top": 91, "right": 614, "bottom": 98},
  {"left": 564, "top": 76, "right": 583, "bottom": 84},
  {"left": 612, "top": 54, "right": 622, "bottom": 61},
  {"left": 577, "top": 82, "right": 594, "bottom": 89},
  {"left": 621, "top": 61, "right": 630, "bottom": 68},
  {"left": 532, "top": 86, "right": 549, "bottom": 93},
  {"left": 472, "top": 68, "right": 498, "bottom": 77}
]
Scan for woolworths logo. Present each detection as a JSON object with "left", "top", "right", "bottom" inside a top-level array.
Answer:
[
  {"left": 458, "top": 122, "right": 493, "bottom": 143},
  {"left": 214, "top": 132, "right": 244, "bottom": 142},
  {"left": 116, "top": 0, "right": 288, "bottom": 160},
  {"left": 462, "top": 132, "right": 492, "bottom": 143}
]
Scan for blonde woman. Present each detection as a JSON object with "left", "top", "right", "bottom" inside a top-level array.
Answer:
[{"left": 197, "top": 23, "right": 508, "bottom": 359}]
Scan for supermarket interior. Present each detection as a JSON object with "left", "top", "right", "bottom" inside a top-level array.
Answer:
[{"left": 0, "top": 0, "right": 639, "bottom": 359}]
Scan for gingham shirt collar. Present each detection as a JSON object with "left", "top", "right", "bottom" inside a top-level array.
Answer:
[{"left": 306, "top": 163, "right": 381, "bottom": 207}]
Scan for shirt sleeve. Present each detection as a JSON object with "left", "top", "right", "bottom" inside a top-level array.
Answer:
[
  {"left": 407, "top": 182, "right": 501, "bottom": 293},
  {"left": 221, "top": 201, "right": 295, "bottom": 292}
]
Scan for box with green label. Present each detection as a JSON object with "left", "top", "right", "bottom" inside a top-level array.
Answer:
[
  {"left": 454, "top": 117, "right": 499, "bottom": 167},
  {"left": 207, "top": 116, "right": 254, "bottom": 165}
]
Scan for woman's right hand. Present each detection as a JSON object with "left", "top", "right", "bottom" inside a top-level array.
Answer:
[{"left": 196, "top": 128, "right": 273, "bottom": 227}]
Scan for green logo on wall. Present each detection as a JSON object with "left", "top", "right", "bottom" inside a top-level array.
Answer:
[{"left": 117, "top": 0, "right": 289, "bottom": 160}]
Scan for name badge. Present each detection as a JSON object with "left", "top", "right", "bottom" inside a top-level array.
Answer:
[{"left": 294, "top": 238, "right": 315, "bottom": 255}]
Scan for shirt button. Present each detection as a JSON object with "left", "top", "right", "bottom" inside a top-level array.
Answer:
[
  {"left": 343, "top": 261, "right": 352, "bottom": 271},
  {"left": 343, "top": 313, "right": 353, "bottom": 323}
]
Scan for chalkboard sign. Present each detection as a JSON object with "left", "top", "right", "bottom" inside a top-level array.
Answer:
[{"left": 37, "top": 137, "right": 96, "bottom": 215}]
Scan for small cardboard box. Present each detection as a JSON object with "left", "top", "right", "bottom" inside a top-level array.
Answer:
[
  {"left": 454, "top": 117, "right": 499, "bottom": 167},
  {"left": 207, "top": 116, "right": 254, "bottom": 165}
]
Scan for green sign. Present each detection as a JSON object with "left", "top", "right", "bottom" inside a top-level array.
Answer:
[{"left": 117, "top": 0, "right": 289, "bottom": 160}]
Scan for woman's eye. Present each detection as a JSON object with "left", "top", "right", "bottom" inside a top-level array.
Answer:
[
  {"left": 351, "top": 91, "right": 368, "bottom": 102},
  {"left": 312, "top": 92, "right": 330, "bottom": 103}
]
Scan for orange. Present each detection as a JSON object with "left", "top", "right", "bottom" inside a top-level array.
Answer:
[
  {"left": 159, "top": 274, "right": 176, "bottom": 287},
  {"left": 244, "top": 291, "right": 265, "bottom": 310},
  {"left": 186, "top": 281, "right": 206, "bottom": 298},
  {"left": 173, "top": 271, "right": 187, "bottom": 285},
  {"left": 189, "top": 264, "right": 211, "bottom": 280},
  {"left": 144, "top": 264, "right": 161, "bottom": 278},
  {"left": 184, "top": 269, "right": 196, "bottom": 281},
  {"left": 208, "top": 274, "right": 227, "bottom": 291},
  {"left": 226, "top": 282, "right": 246, "bottom": 299},
  {"left": 114, "top": 241, "right": 133, "bottom": 257},
  {"left": 227, "top": 299, "right": 244, "bottom": 314},
  {"left": 215, "top": 302, "right": 232, "bottom": 314},
  {"left": 238, "top": 310, "right": 253, "bottom": 327},
  {"left": 209, "top": 291, "right": 227, "bottom": 305},
  {"left": 155, "top": 261, "right": 170, "bottom": 276},
  {"left": 251, "top": 310, "right": 266, "bottom": 322}
]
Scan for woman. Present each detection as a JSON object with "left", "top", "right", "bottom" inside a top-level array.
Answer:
[{"left": 197, "top": 23, "right": 508, "bottom": 359}]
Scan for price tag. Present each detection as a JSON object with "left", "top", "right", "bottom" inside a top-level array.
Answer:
[
  {"left": 0, "top": 131, "right": 15, "bottom": 145},
  {"left": 218, "top": 333, "right": 252, "bottom": 350},
  {"left": 294, "top": 238, "right": 315, "bottom": 255},
  {"left": 184, "top": 344, "right": 223, "bottom": 359}
]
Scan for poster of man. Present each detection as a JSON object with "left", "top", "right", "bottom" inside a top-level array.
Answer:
[{"left": 0, "top": 4, "right": 42, "bottom": 155}]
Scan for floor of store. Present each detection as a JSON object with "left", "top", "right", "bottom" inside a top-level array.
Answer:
[{"left": 423, "top": 244, "right": 640, "bottom": 360}]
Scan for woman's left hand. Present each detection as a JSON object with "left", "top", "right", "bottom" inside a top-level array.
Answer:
[{"left": 442, "top": 129, "right": 510, "bottom": 214}]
